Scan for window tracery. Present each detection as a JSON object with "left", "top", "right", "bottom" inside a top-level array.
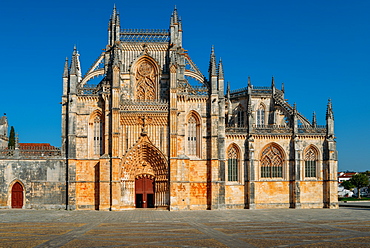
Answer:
[
  {"left": 305, "top": 146, "right": 317, "bottom": 178},
  {"left": 227, "top": 145, "right": 239, "bottom": 181},
  {"left": 135, "top": 60, "right": 157, "bottom": 101},
  {"left": 261, "top": 144, "right": 283, "bottom": 178}
]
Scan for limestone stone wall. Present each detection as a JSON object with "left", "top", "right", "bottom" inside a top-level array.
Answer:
[{"left": 0, "top": 158, "right": 66, "bottom": 209}]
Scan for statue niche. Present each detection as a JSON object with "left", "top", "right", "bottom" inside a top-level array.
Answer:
[{"left": 135, "top": 60, "right": 158, "bottom": 101}]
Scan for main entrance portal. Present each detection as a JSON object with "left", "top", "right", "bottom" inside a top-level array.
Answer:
[{"left": 135, "top": 175, "right": 155, "bottom": 208}]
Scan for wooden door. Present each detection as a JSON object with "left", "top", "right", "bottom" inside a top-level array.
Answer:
[
  {"left": 135, "top": 176, "right": 155, "bottom": 208},
  {"left": 11, "top": 182, "right": 23, "bottom": 208}
]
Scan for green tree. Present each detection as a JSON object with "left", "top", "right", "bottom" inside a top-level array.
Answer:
[
  {"left": 341, "top": 180, "right": 354, "bottom": 190},
  {"left": 8, "top": 126, "right": 15, "bottom": 148},
  {"left": 350, "top": 173, "right": 370, "bottom": 199}
]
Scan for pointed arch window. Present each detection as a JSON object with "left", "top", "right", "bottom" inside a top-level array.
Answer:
[
  {"left": 93, "top": 115, "right": 103, "bottom": 155},
  {"left": 261, "top": 144, "right": 283, "bottom": 178},
  {"left": 305, "top": 146, "right": 317, "bottom": 178},
  {"left": 227, "top": 146, "right": 239, "bottom": 181},
  {"left": 257, "top": 105, "right": 265, "bottom": 126},
  {"left": 188, "top": 114, "right": 200, "bottom": 156},
  {"left": 237, "top": 110, "right": 244, "bottom": 127},
  {"left": 135, "top": 60, "right": 158, "bottom": 101}
]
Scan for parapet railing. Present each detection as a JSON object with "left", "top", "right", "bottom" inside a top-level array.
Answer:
[
  {"left": 225, "top": 124, "right": 327, "bottom": 134},
  {"left": 0, "top": 146, "right": 62, "bottom": 158},
  {"left": 298, "top": 125, "right": 327, "bottom": 134},
  {"left": 121, "top": 29, "right": 170, "bottom": 43},
  {"left": 120, "top": 99, "right": 168, "bottom": 112}
]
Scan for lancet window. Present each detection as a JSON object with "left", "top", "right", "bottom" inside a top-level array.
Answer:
[
  {"left": 237, "top": 110, "right": 244, "bottom": 127},
  {"left": 257, "top": 104, "right": 265, "bottom": 126},
  {"left": 187, "top": 114, "right": 200, "bottom": 156},
  {"left": 305, "top": 146, "right": 318, "bottom": 178},
  {"left": 261, "top": 144, "right": 284, "bottom": 178},
  {"left": 93, "top": 116, "right": 103, "bottom": 155},
  {"left": 227, "top": 145, "right": 239, "bottom": 181}
]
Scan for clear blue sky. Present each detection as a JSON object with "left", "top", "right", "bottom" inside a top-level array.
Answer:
[{"left": 1, "top": 0, "right": 369, "bottom": 172}]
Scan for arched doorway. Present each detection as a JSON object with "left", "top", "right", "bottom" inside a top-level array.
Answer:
[
  {"left": 135, "top": 175, "right": 155, "bottom": 208},
  {"left": 11, "top": 182, "right": 23, "bottom": 208},
  {"left": 121, "top": 135, "right": 169, "bottom": 209}
]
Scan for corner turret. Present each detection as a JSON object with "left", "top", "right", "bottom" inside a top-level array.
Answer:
[
  {"left": 326, "top": 99, "right": 334, "bottom": 137},
  {"left": 170, "top": 6, "right": 183, "bottom": 47}
]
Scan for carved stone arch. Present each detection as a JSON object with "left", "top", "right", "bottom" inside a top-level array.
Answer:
[
  {"left": 186, "top": 110, "right": 202, "bottom": 123},
  {"left": 255, "top": 102, "right": 266, "bottom": 112},
  {"left": 120, "top": 135, "right": 168, "bottom": 208},
  {"left": 8, "top": 179, "right": 25, "bottom": 209},
  {"left": 259, "top": 142, "right": 286, "bottom": 178},
  {"left": 89, "top": 109, "right": 103, "bottom": 123},
  {"left": 304, "top": 144, "right": 320, "bottom": 160},
  {"left": 130, "top": 55, "right": 161, "bottom": 101},
  {"left": 259, "top": 142, "right": 286, "bottom": 161},
  {"left": 227, "top": 143, "right": 241, "bottom": 157}
]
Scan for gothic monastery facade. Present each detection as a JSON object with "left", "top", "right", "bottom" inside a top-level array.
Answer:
[{"left": 0, "top": 7, "right": 338, "bottom": 210}]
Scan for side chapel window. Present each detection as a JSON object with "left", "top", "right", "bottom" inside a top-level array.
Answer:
[
  {"left": 227, "top": 146, "right": 239, "bottom": 181},
  {"left": 305, "top": 146, "right": 317, "bottom": 178},
  {"left": 257, "top": 104, "right": 265, "bottom": 126},
  {"left": 188, "top": 115, "right": 198, "bottom": 156},
  {"left": 261, "top": 144, "right": 283, "bottom": 178},
  {"left": 93, "top": 116, "right": 103, "bottom": 155}
]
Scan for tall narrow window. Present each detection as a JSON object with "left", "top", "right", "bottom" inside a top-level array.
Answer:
[
  {"left": 237, "top": 110, "right": 244, "bottom": 127},
  {"left": 93, "top": 116, "right": 103, "bottom": 155},
  {"left": 305, "top": 146, "right": 317, "bottom": 177},
  {"left": 261, "top": 144, "right": 283, "bottom": 178},
  {"left": 257, "top": 105, "right": 265, "bottom": 126},
  {"left": 188, "top": 115, "right": 197, "bottom": 156},
  {"left": 228, "top": 145, "right": 239, "bottom": 181}
]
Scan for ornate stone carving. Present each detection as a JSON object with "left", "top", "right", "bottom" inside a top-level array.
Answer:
[{"left": 135, "top": 60, "right": 157, "bottom": 101}]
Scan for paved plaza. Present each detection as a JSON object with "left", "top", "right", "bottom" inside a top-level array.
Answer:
[{"left": 1, "top": 206, "right": 370, "bottom": 247}]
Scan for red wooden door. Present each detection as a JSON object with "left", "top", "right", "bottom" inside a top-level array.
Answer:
[
  {"left": 135, "top": 176, "right": 154, "bottom": 208},
  {"left": 11, "top": 182, "right": 23, "bottom": 208}
]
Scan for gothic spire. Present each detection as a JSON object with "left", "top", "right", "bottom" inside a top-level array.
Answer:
[
  {"left": 209, "top": 46, "right": 217, "bottom": 76},
  {"left": 326, "top": 98, "right": 335, "bottom": 137},
  {"left": 108, "top": 5, "right": 121, "bottom": 46},
  {"left": 271, "top": 76, "right": 275, "bottom": 88},
  {"left": 312, "top": 112, "right": 317, "bottom": 127},
  {"left": 218, "top": 58, "right": 224, "bottom": 79},
  {"left": 171, "top": 6, "right": 179, "bottom": 25},
  {"left": 326, "top": 99, "right": 334, "bottom": 120},
  {"left": 248, "top": 76, "right": 251, "bottom": 88},
  {"left": 70, "top": 46, "right": 82, "bottom": 81},
  {"left": 63, "top": 57, "right": 69, "bottom": 78}
]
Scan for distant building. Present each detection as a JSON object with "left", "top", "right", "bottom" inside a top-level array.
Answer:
[
  {"left": 338, "top": 172, "right": 357, "bottom": 184},
  {"left": 0, "top": 7, "right": 338, "bottom": 210}
]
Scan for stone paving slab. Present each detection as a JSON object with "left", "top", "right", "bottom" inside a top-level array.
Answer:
[{"left": 1, "top": 208, "right": 370, "bottom": 247}]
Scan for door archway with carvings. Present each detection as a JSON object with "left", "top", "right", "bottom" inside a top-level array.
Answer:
[{"left": 120, "top": 135, "right": 168, "bottom": 209}]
